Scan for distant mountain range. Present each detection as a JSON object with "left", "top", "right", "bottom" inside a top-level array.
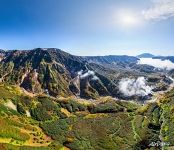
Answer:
[{"left": 137, "top": 53, "right": 174, "bottom": 63}]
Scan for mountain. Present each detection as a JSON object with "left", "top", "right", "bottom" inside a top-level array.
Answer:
[
  {"left": 1, "top": 48, "right": 174, "bottom": 149},
  {"left": 137, "top": 53, "right": 174, "bottom": 63},
  {"left": 137, "top": 53, "right": 155, "bottom": 58},
  {"left": 0, "top": 48, "right": 172, "bottom": 101},
  {"left": 83, "top": 55, "right": 139, "bottom": 67},
  {"left": 83, "top": 54, "right": 161, "bottom": 74},
  {"left": 0, "top": 48, "right": 123, "bottom": 99},
  {"left": 0, "top": 48, "right": 94, "bottom": 98},
  {"left": 0, "top": 49, "right": 5, "bottom": 61}
]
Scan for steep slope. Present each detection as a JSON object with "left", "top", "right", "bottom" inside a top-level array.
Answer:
[
  {"left": 2, "top": 84, "right": 174, "bottom": 149},
  {"left": 0, "top": 49, "right": 74, "bottom": 97},
  {"left": 0, "top": 48, "right": 173, "bottom": 101},
  {"left": 0, "top": 49, "right": 138, "bottom": 99},
  {"left": 0, "top": 49, "right": 119, "bottom": 99},
  {"left": 0, "top": 50, "right": 5, "bottom": 61}
]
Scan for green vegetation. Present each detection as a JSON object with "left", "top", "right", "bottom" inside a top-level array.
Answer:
[
  {"left": 59, "top": 99, "right": 87, "bottom": 113},
  {"left": 0, "top": 118, "right": 30, "bottom": 141},
  {"left": 1, "top": 84, "right": 174, "bottom": 149}
]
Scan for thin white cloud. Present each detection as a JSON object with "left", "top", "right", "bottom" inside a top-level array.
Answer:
[{"left": 142, "top": 0, "right": 174, "bottom": 21}]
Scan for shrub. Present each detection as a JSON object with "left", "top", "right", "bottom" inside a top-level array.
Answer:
[
  {"left": 30, "top": 105, "right": 52, "bottom": 121},
  {"left": 59, "top": 100, "right": 87, "bottom": 113},
  {"left": 41, "top": 119, "right": 69, "bottom": 143},
  {"left": 17, "top": 103, "right": 26, "bottom": 115}
]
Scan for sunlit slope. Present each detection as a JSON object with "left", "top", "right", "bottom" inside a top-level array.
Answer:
[{"left": 1, "top": 83, "right": 174, "bottom": 149}]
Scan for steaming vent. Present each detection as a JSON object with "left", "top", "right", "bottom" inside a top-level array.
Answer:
[
  {"left": 78, "top": 70, "right": 99, "bottom": 80},
  {"left": 119, "top": 77, "right": 153, "bottom": 100}
]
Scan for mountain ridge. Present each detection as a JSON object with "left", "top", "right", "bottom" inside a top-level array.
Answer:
[
  {"left": 1, "top": 48, "right": 174, "bottom": 149},
  {"left": 0, "top": 48, "right": 173, "bottom": 101}
]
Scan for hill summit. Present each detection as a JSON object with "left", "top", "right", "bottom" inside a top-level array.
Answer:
[{"left": 137, "top": 53, "right": 155, "bottom": 58}]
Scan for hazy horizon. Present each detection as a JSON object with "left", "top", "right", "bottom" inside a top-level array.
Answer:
[{"left": 1, "top": 48, "right": 172, "bottom": 57}]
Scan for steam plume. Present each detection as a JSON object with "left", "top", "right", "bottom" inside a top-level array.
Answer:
[
  {"left": 119, "top": 77, "right": 152, "bottom": 97},
  {"left": 78, "top": 70, "right": 99, "bottom": 80}
]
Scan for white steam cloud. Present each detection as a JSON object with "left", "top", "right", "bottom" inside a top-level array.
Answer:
[
  {"left": 138, "top": 58, "right": 174, "bottom": 70},
  {"left": 142, "top": 0, "right": 174, "bottom": 21},
  {"left": 78, "top": 70, "right": 99, "bottom": 80},
  {"left": 119, "top": 77, "right": 152, "bottom": 97}
]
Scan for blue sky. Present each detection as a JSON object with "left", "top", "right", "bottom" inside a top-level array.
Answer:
[{"left": 0, "top": 0, "right": 174, "bottom": 56}]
